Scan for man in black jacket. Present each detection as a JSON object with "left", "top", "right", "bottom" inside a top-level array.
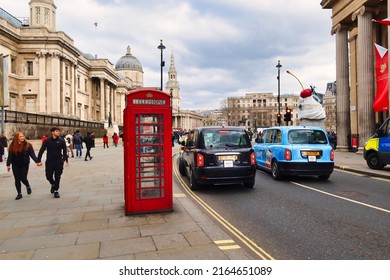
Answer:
[
  {"left": 83, "top": 132, "right": 94, "bottom": 161},
  {"left": 38, "top": 127, "right": 67, "bottom": 198}
]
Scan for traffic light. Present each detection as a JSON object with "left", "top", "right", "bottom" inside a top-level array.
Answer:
[
  {"left": 277, "top": 113, "right": 282, "bottom": 125},
  {"left": 284, "top": 108, "right": 292, "bottom": 123}
]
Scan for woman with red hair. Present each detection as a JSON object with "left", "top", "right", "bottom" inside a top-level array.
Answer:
[{"left": 6, "top": 132, "right": 42, "bottom": 200}]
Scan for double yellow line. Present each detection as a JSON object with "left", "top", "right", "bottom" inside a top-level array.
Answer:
[{"left": 172, "top": 154, "right": 274, "bottom": 260}]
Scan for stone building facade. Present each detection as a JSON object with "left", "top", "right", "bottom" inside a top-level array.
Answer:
[
  {"left": 226, "top": 93, "right": 300, "bottom": 129},
  {"left": 0, "top": 0, "right": 143, "bottom": 135},
  {"left": 321, "top": 0, "right": 390, "bottom": 150}
]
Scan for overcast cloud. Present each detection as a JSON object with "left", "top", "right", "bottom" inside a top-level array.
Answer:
[{"left": 2, "top": 0, "right": 335, "bottom": 110}]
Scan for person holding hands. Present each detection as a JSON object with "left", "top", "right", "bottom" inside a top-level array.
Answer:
[
  {"left": 38, "top": 127, "right": 67, "bottom": 198},
  {"left": 6, "top": 132, "right": 42, "bottom": 200}
]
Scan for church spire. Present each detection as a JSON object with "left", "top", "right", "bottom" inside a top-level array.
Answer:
[
  {"left": 165, "top": 50, "right": 180, "bottom": 112},
  {"left": 169, "top": 50, "right": 177, "bottom": 80}
]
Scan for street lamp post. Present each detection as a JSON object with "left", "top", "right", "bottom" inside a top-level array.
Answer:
[
  {"left": 254, "top": 116, "right": 257, "bottom": 131},
  {"left": 157, "top": 39, "right": 166, "bottom": 91},
  {"left": 276, "top": 60, "right": 282, "bottom": 126}
]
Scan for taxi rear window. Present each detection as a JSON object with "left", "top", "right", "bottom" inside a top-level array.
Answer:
[
  {"left": 201, "top": 129, "right": 250, "bottom": 148},
  {"left": 288, "top": 129, "right": 328, "bottom": 145}
]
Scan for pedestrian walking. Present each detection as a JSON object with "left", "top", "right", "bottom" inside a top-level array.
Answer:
[
  {"left": 6, "top": 132, "right": 42, "bottom": 200},
  {"left": 65, "top": 131, "right": 74, "bottom": 158},
  {"left": 83, "top": 132, "right": 94, "bottom": 161},
  {"left": 73, "top": 130, "right": 83, "bottom": 157},
  {"left": 103, "top": 134, "right": 109, "bottom": 148},
  {"left": 37, "top": 127, "right": 67, "bottom": 199},
  {"left": 113, "top": 132, "right": 119, "bottom": 147}
]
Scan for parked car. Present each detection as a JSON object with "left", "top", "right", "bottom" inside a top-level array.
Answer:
[
  {"left": 253, "top": 126, "right": 334, "bottom": 180},
  {"left": 179, "top": 126, "right": 256, "bottom": 190},
  {"left": 364, "top": 116, "right": 390, "bottom": 169}
]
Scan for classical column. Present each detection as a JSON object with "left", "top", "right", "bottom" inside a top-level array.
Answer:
[
  {"left": 37, "top": 51, "right": 47, "bottom": 113},
  {"left": 100, "top": 78, "right": 105, "bottom": 121},
  {"left": 353, "top": 7, "right": 375, "bottom": 150},
  {"left": 332, "top": 24, "right": 351, "bottom": 150},
  {"left": 72, "top": 65, "right": 78, "bottom": 117},
  {"left": 50, "top": 51, "right": 61, "bottom": 114}
]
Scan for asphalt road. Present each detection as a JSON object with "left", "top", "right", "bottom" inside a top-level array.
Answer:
[{"left": 175, "top": 159, "right": 390, "bottom": 260}]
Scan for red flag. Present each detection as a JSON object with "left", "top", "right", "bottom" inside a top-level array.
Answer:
[
  {"left": 373, "top": 18, "right": 390, "bottom": 25},
  {"left": 373, "top": 44, "right": 389, "bottom": 112}
]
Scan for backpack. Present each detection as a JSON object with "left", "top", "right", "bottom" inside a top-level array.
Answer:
[{"left": 73, "top": 133, "right": 81, "bottom": 144}]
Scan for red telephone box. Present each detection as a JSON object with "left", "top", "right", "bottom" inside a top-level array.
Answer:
[{"left": 123, "top": 88, "right": 173, "bottom": 215}]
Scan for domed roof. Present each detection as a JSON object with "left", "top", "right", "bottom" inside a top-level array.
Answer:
[{"left": 115, "top": 46, "right": 143, "bottom": 72}]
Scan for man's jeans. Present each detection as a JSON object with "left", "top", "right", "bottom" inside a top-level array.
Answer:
[{"left": 75, "top": 143, "right": 82, "bottom": 157}]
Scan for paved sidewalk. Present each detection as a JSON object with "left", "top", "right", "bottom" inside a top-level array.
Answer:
[
  {"left": 0, "top": 141, "right": 388, "bottom": 260},
  {"left": 334, "top": 150, "right": 390, "bottom": 180}
]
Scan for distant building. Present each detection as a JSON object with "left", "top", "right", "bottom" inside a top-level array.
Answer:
[{"left": 226, "top": 92, "right": 299, "bottom": 129}]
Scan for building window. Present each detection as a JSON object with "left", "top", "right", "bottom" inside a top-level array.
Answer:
[
  {"left": 10, "top": 96, "right": 16, "bottom": 110},
  {"left": 11, "top": 57, "right": 16, "bottom": 74},
  {"left": 84, "top": 79, "right": 88, "bottom": 91},
  {"left": 65, "top": 66, "right": 69, "bottom": 81},
  {"left": 26, "top": 98, "right": 36, "bottom": 113},
  {"left": 77, "top": 76, "right": 80, "bottom": 89},
  {"left": 35, "top": 7, "right": 40, "bottom": 24},
  {"left": 44, "top": 8, "right": 49, "bottom": 25},
  {"left": 77, "top": 103, "right": 82, "bottom": 118},
  {"left": 65, "top": 98, "right": 70, "bottom": 115},
  {"left": 27, "top": 61, "right": 33, "bottom": 76},
  {"left": 84, "top": 105, "right": 89, "bottom": 120}
]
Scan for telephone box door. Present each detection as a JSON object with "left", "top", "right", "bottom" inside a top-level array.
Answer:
[{"left": 124, "top": 89, "right": 172, "bottom": 215}]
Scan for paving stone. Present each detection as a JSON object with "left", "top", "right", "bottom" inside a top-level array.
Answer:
[
  {"left": 152, "top": 233, "right": 190, "bottom": 250},
  {"left": 21, "top": 225, "right": 59, "bottom": 237},
  {"left": 57, "top": 219, "right": 109, "bottom": 233},
  {"left": 32, "top": 243, "right": 100, "bottom": 260},
  {"left": 0, "top": 227, "right": 25, "bottom": 239},
  {"left": 135, "top": 243, "right": 229, "bottom": 260},
  {"left": 77, "top": 226, "right": 140, "bottom": 244},
  {"left": 100, "top": 236, "right": 156, "bottom": 258},
  {"left": 0, "top": 250, "right": 35, "bottom": 260},
  {"left": 0, "top": 232, "right": 79, "bottom": 252},
  {"left": 183, "top": 230, "right": 213, "bottom": 246},
  {"left": 140, "top": 220, "right": 201, "bottom": 236}
]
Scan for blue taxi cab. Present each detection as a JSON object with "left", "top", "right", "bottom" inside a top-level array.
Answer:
[{"left": 254, "top": 126, "right": 334, "bottom": 180}]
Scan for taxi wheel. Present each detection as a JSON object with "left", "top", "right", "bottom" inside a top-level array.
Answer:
[
  {"left": 366, "top": 153, "right": 385, "bottom": 170},
  {"left": 178, "top": 159, "right": 186, "bottom": 176},
  {"left": 244, "top": 178, "right": 255, "bottom": 188},
  {"left": 318, "top": 174, "right": 330, "bottom": 180},
  {"left": 190, "top": 170, "right": 200, "bottom": 190},
  {"left": 271, "top": 160, "right": 283, "bottom": 180}
]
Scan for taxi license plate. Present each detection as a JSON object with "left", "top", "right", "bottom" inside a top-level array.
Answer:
[
  {"left": 224, "top": 161, "right": 234, "bottom": 168},
  {"left": 218, "top": 155, "right": 238, "bottom": 161},
  {"left": 301, "top": 151, "right": 321, "bottom": 156}
]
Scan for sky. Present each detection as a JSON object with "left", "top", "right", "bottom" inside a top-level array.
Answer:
[{"left": 1, "top": 0, "right": 336, "bottom": 110}]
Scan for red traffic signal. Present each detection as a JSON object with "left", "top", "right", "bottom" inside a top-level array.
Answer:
[
  {"left": 277, "top": 113, "right": 282, "bottom": 124},
  {"left": 284, "top": 107, "right": 292, "bottom": 122}
]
